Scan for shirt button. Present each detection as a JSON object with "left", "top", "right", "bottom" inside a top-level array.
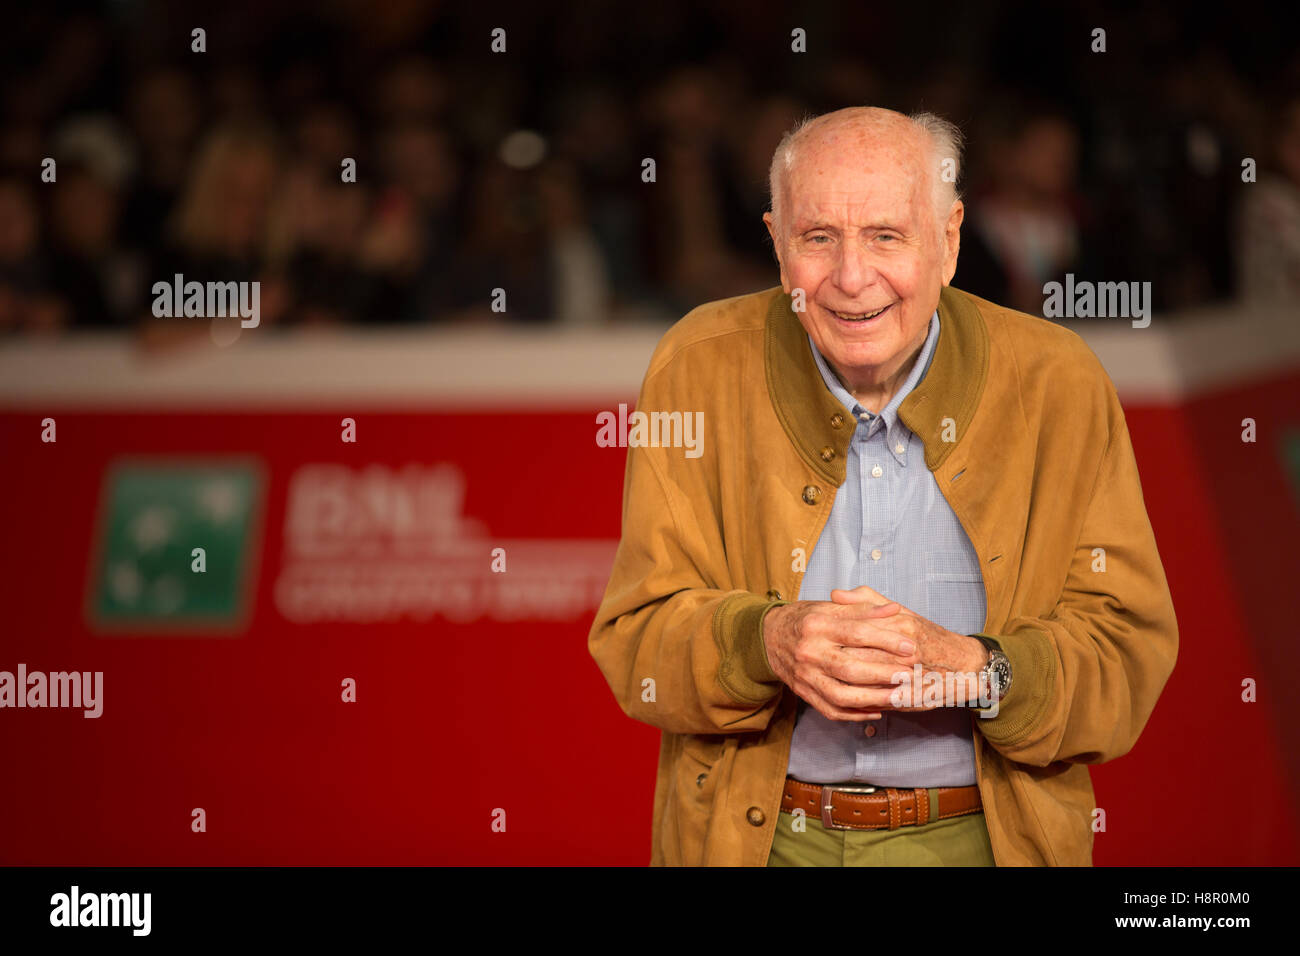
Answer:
[
  {"left": 895, "top": 442, "right": 905, "bottom": 454},
  {"left": 864, "top": 725, "right": 877, "bottom": 737},
  {"left": 802, "top": 485, "right": 821, "bottom": 504},
  {"left": 746, "top": 806, "right": 766, "bottom": 827},
  {"left": 871, "top": 548, "right": 882, "bottom": 561},
  {"left": 870, "top": 464, "right": 883, "bottom": 478}
]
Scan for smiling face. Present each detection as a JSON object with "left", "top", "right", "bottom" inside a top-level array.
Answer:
[{"left": 764, "top": 111, "right": 963, "bottom": 400}]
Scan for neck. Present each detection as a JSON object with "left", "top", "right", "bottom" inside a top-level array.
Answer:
[{"left": 830, "top": 325, "right": 929, "bottom": 414}]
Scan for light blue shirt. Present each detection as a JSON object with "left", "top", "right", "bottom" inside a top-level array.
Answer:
[{"left": 786, "top": 310, "right": 987, "bottom": 787}]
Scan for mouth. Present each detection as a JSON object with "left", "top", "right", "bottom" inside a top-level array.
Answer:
[{"left": 829, "top": 302, "right": 894, "bottom": 323}]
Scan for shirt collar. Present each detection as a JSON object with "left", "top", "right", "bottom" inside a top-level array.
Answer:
[
  {"left": 765, "top": 286, "right": 990, "bottom": 481},
  {"left": 807, "top": 309, "right": 941, "bottom": 435}
]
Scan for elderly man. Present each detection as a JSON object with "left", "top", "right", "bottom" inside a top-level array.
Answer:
[{"left": 588, "top": 106, "right": 1177, "bottom": 866}]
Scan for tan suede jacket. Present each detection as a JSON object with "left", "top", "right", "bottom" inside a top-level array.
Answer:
[{"left": 588, "top": 284, "right": 1178, "bottom": 866}]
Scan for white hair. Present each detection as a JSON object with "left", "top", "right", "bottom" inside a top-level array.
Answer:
[{"left": 768, "top": 109, "right": 964, "bottom": 242}]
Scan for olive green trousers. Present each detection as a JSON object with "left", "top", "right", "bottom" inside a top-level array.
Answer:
[{"left": 767, "top": 790, "right": 996, "bottom": 866}]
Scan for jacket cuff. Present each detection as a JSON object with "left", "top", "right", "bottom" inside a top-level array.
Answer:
[
  {"left": 713, "top": 592, "right": 787, "bottom": 704},
  {"left": 969, "top": 627, "right": 1055, "bottom": 745}
]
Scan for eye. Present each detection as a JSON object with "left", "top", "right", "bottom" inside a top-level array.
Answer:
[{"left": 809, "top": 234, "right": 830, "bottom": 244}]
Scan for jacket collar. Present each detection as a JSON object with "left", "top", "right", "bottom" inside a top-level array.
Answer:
[{"left": 764, "top": 284, "right": 990, "bottom": 482}]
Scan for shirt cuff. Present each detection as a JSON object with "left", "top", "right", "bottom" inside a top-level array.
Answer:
[
  {"left": 712, "top": 592, "right": 787, "bottom": 704},
  {"left": 967, "top": 628, "right": 1055, "bottom": 745}
]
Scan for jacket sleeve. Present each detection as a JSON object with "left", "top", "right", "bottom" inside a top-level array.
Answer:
[
  {"left": 971, "top": 386, "right": 1178, "bottom": 766},
  {"left": 587, "top": 372, "right": 788, "bottom": 737}
]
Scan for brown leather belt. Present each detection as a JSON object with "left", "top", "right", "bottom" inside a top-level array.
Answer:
[{"left": 780, "top": 777, "right": 982, "bottom": 831}]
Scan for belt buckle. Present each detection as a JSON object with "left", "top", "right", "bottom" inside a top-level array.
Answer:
[{"left": 820, "top": 784, "right": 877, "bottom": 831}]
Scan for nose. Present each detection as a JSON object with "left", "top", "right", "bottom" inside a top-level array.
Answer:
[{"left": 833, "top": 239, "right": 878, "bottom": 299}]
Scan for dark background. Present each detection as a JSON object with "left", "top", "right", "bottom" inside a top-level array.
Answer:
[{"left": 1, "top": 0, "right": 1297, "bottom": 338}]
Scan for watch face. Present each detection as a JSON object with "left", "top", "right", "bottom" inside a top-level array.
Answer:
[
  {"left": 978, "top": 651, "right": 1006, "bottom": 700},
  {"left": 991, "top": 654, "right": 1011, "bottom": 696}
]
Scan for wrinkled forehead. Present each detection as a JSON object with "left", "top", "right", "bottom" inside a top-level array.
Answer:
[{"left": 784, "top": 138, "right": 934, "bottom": 229}]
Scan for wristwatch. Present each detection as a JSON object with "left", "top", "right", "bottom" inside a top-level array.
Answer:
[{"left": 971, "top": 634, "right": 1012, "bottom": 703}]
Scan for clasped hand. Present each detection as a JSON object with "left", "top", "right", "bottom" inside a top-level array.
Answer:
[{"left": 761, "top": 584, "right": 990, "bottom": 721}]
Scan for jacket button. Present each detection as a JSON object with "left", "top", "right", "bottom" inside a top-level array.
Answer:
[
  {"left": 820, "top": 446, "right": 835, "bottom": 461},
  {"left": 697, "top": 773, "right": 708, "bottom": 788},
  {"left": 766, "top": 589, "right": 782, "bottom": 600},
  {"left": 802, "top": 485, "right": 821, "bottom": 504},
  {"left": 830, "top": 413, "right": 845, "bottom": 429},
  {"left": 746, "top": 806, "right": 766, "bottom": 827}
]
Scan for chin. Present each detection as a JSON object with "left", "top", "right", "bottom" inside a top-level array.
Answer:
[{"left": 832, "top": 342, "right": 892, "bottom": 367}]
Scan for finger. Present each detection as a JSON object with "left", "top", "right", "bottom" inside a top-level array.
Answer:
[
  {"left": 878, "top": 669, "right": 949, "bottom": 712},
  {"left": 814, "top": 699, "right": 886, "bottom": 721},
  {"left": 829, "top": 585, "right": 891, "bottom": 605},
  {"left": 845, "top": 600, "right": 904, "bottom": 619},
  {"left": 817, "top": 676, "right": 909, "bottom": 712},
  {"left": 816, "top": 702, "right": 885, "bottom": 722},
  {"left": 823, "top": 653, "right": 921, "bottom": 688},
  {"left": 797, "top": 685, "right": 883, "bottom": 722},
  {"left": 831, "top": 590, "right": 910, "bottom": 619},
  {"left": 822, "top": 617, "right": 918, "bottom": 657},
  {"left": 838, "top": 644, "right": 917, "bottom": 665}
]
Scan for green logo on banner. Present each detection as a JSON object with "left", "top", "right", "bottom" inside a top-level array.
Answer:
[{"left": 88, "top": 460, "right": 264, "bottom": 632}]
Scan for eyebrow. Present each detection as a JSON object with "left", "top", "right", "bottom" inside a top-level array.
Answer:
[{"left": 797, "top": 221, "right": 905, "bottom": 233}]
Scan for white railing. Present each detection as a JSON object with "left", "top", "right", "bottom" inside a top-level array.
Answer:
[{"left": 0, "top": 301, "right": 1295, "bottom": 408}]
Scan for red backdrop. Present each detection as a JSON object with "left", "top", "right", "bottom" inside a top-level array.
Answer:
[{"left": 1, "top": 369, "right": 1298, "bottom": 865}]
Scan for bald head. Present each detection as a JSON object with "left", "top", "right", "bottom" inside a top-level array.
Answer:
[{"left": 768, "top": 107, "right": 963, "bottom": 243}]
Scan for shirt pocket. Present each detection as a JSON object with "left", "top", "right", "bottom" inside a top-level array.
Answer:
[{"left": 924, "top": 549, "right": 987, "bottom": 634}]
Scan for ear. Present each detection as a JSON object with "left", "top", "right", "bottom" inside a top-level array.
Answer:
[
  {"left": 762, "top": 211, "right": 780, "bottom": 252},
  {"left": 941, "top": 200, "right": 963, "bottom": 287},
  {"left": 762, "top": 211, "right": 789, "bottom": 290}
]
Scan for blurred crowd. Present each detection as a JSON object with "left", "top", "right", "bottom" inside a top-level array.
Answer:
[{"left": 1, "top": 0, "right": 1297, "bottom": 338}]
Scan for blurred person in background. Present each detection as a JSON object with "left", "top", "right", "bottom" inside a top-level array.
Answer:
[
  {"left": 0, "top": 120, "right": 46, "bottom": 172},
  {"left": 47, "top": 115, "right": 144, "bottom": 328},
  {"left": 440, "top": 157, "right": 551, "bottom": 323},
  {"left": 537, "top": 156, "right": 612, "bottom": 327},
  {"left": 378, "top": 119, "right": 462, "bottom": 323},
  {"left": 271, "top": 106, "right": 449, "bottom": 327},
  {"left": 957, "top": 97, "right": 1090, "bottom": 317},
  {"left": 0, "top": 171, "right": 68, "bottom": 335},
  {"left": 442, "top": 144, "right": 612, "bottom": 326},
  {"left": 644, "top": 65, "right": 771, "bottom": 313},
  {"left": 551, "top": 85, "right": 655, "bottom": 319},
  {"left": 294, "top": 100, "right": 361, "bottom": 172},
  {"left": 1236, "top": 92, "right": 1300, "bottom": 302},
  {"left": 373, "top": 56, "right": 450, "bottom": 125},
  {"left": 120, "top": 67, "right": 203, "bottom": 252},
  {"left": 139, "top": 121, "right": 290, "bottom": 345},
  {"left": 723, "top": 92, "right": 809, "bottom": 281},
  {"left": 1151, "top": 51, "right": 1254, "bottom": 308},
  {"left": 272, "top": 100, "right": 374, "bottom": 326},
  {"left": 272, "top": 156, "right": 376, "bottom": 327}
]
